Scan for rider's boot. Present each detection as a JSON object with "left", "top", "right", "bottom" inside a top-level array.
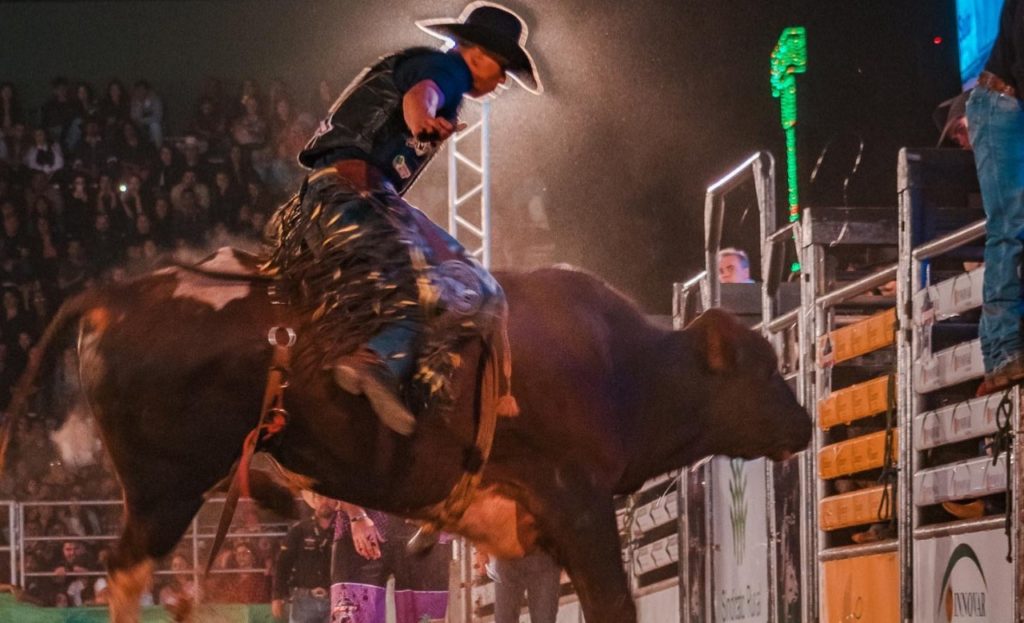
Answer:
[{"left": 334, "top": 348, "right": 416, "bottom": 436}]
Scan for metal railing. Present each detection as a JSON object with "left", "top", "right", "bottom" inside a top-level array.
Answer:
[
  {"left": 793, "top": 201, "right": 911, "bottom": 623},
  {"left": 13, "top": 498, "right": 288, "bottom": 606},
  {"left": 696, "top": 150, "right": 780, "bottom": 623},
  {"left": 0, "top": 502, "right": 15, "bottom": 586},
  {"left": 647, "top": 141, "right": 1024, "bottom": 623}
]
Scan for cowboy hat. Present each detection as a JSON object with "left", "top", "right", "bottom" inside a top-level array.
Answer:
[
  {"left": 416, "top": 1, "right": 543, "bottom": 95},
  {"left": 932, "top": 89, "right": 971, "bottom": 147},
  {"left": 301, "top": 490, "right": 338, "bottom": 510}
]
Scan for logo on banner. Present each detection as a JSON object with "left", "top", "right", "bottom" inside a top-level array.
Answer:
[
  {"left": 938, "top": 544, "right": 989, "bottom": 622},
  {"left": 728, "top": 458, "right": 748, "bottom": 565}
]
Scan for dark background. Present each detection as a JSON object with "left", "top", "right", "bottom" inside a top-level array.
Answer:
[{"left": 0, "top": 0, "right": 962, "bottom": 311}]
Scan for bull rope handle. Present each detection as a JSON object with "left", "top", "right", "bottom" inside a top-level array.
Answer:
[
  {"left": 988, "top": 390, "right": 1014, "bottom": 562},
  {"left": 419, "top": 329, "right": 510, "bottom": 539},
  {"left": 876, "top": 334, "right": 898, "bottom": 526},
  {"left": 205, "top": 327, "right": 293, "bottom": 575}
]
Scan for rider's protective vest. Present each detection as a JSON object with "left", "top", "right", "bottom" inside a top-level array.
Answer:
[{"left": 299, "top": 48, "right": 464, "bottom": 195}]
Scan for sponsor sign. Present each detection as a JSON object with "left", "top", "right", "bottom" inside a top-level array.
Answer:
[
  {"left": 711, "top": 457, "right": 769, "bottom": 623},
  {"left": 914, "top": 529, "right": 1014, "bottom": 623}
]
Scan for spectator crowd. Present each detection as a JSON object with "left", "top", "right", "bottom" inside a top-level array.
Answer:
[{"left": 0, "top": 73, "right": 328, "bottom": 607}]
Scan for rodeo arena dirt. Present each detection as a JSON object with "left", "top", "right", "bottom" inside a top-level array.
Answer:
[{"left": 1, "top": 1, "right": 1023, "bottom": 623}]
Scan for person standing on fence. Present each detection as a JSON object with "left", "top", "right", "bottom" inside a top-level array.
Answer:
[
  {"left": 272, "top": 492, "right": 337, "bottom": 623},
  {"left": 967, "top": 0, "right": 1024, "bottom": 393}
]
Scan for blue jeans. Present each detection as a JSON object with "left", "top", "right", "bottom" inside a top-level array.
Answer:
[
  {"left": 489, "top": 551, "right": 562, "bottom": 623},
  {"left": 967, "top": 86, "right": 1024, "bottom": 372},
  {"left": 290, "top": 590, "right": 330, "bottom": 623},
  {"left": 316, "top": 187, "right": 494, "bottom": 383}
]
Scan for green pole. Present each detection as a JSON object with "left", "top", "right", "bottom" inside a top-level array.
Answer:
[{"left": 770, "top": 27, "right": 807, "bottom": 224}]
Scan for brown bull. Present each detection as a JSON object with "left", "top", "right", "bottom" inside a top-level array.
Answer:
[{"left": 4, "top": 248, "right": 810, "bottom": 622}]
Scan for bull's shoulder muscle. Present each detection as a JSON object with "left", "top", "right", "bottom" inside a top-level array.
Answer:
[
  {"left": 497, "top": 267, "right": 667, "bottom": 377},
  {"left": 497, "top": 267, "right": 656, "bottom": 332}
]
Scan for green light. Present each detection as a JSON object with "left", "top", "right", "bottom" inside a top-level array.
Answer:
[
  {"left": 791, "top": 261, "right": 801, "bottom": 272},
  {"left": 770, "top": 27, "right": 807, "bottom": 224}
]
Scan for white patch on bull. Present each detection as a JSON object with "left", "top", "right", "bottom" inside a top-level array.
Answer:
[
  {"left": 50, "top": 404, "right": 103, "bottom": 469},
  {"left": 449, "top": 486, "right": 537, "bottom": 559},
  {"left": 171, "top": 247, "right": 251, "bottom": 311}
]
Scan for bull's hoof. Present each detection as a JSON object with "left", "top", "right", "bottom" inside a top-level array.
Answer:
[
  {"left": 407, "top": 526, "right": 440, "bottom": 556},
  {"left": 164, "top": 594, "right": 195, "bottom": 622}
]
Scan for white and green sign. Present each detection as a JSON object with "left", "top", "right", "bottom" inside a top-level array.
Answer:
[
  {"left": 914, "top": 529, "right": 1014, "bottom": 622},
  {"left": 712, "top": 457, "right": 769, "bottom": 623}
]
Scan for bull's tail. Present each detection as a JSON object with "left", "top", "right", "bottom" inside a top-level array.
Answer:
[{"left": 0, "top": 289, "right": 104, "bottom": 475}]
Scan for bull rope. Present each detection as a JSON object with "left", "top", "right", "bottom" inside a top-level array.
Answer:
[
  {"left": 414, "top": 313, "right": 518, "bottom": 542},
  {"left": 205, "top": 327, "right": 293, "bottom": 574}
]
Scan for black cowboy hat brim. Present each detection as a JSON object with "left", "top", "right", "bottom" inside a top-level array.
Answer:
[
  {"left": 416, "top": 21, "right": 543, "bottom": 94},
  {"left": 933, "top": 89, "right": 971, "bottom": 147}
]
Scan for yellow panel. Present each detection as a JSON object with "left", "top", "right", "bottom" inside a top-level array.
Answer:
[
  {"left": 818, "top": 430, "right": 898, "bottom": 480},
  {"left": 821, "top": 552, "right": 899, "bottom": 623},
  {"left": 818, "top": 308, "right": 896, "bottom": 366},
  {"left": 819, "top": 485, "right": 890, "bottom": 531},
  {"left": 817, "top": 375, "right": 891, "bottom": 430}
]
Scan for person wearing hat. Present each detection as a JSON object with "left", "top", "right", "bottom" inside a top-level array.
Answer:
[
  {"left": 272, "top": 492, "right": 337, "bottom": 622},
  {"left": 966, "top": 0, "right": 1024, "bottom": 393},
  {"left": 933, "top": 90, "right": 973, "bottom": 149},
  {"left": 265, "top": 2, "right": 541, "bottom": 435}
]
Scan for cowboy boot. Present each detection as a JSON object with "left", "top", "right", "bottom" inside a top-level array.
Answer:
[
  {"left": 406, "top": 524, "right": 441, "bottom": 556},
  {"left": 979, "top": 351, "right": 1024, "bottom": 396},
  {"left": 334, "top": 349, "right": 416, "bottom": 435}
]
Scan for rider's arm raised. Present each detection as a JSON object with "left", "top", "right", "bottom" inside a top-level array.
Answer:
[{"left": 402, "top": 80, "right": 456, "bottom": 140}]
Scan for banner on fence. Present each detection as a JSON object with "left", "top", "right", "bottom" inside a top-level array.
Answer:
[
  {"left": 914, "top": 528, "right": 1014, "bottom": 623},
  {"left": 711, "top": 457, "right": 769, "bottom": 623}
]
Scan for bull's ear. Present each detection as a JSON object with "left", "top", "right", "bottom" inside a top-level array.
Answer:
[{"left": 686, "top": 309, "right": 738, "bottom": 373}]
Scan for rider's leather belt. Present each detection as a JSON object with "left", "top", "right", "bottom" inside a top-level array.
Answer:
[
  {"left": 978, "top": 71, "right": 1019, "bottom": 100},
  {"left": 308, "top": 159, "right": 388, "bottom": 192},
  {"left": 293, "top": 587, "right": 329, "bottom": 599}
]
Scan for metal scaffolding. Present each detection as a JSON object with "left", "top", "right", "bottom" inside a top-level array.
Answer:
[{"left": 447, "top": 99, "right": 492, "bottom": 268}]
